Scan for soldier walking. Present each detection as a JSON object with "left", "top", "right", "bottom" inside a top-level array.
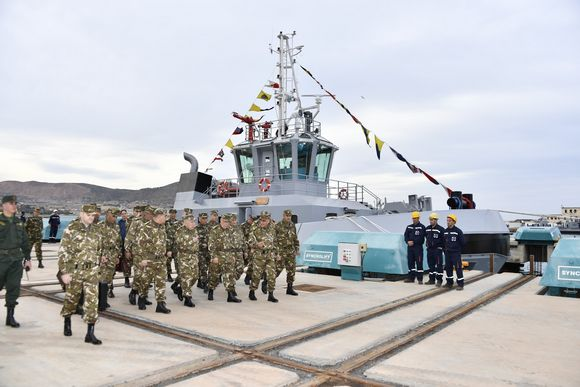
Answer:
[
  {"left": 196, "top": 212, "right": 210, "bottom": 292},
  {"left": 125, "top": 205, "right": 152, "bottom": 306},
  {"left": 134, "top": 208, "right": 171, "bottom": 313},
  {"left": 25, "top": 207, "right": 44, "bottom": 268},
  {"left": 175, "top": 214, "right": 199, "bottom": 307},
  {"left": 249, "top": 211, "right": 278, "bottom": 303},
  {"left": 98, "top": 208, "right": 121, "bottom": 311},
  {"left": 230, "top": 214, "right": 246, "bottom": 281},
  {"left": 165, "top": 209, "right": 179, "bottom": 282},
  {"left": 241, "top": 215, "right": 254, "bottom": 285},
  {"left": 58, "top": 204, "right": 103, "bottom": 345},
  {"left": 274, "top": 209, "right": 299, "bottom": 296},
  {"left": 0, "top": 195, "right": 32, "bottom": 328},
  {"left": 207, "top": 214, "right": 241, "bottom": 303}
]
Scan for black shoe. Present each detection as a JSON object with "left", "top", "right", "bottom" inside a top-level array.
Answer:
[
  {"left": 64, "top": 316, "right": 72, "bottom": 336},
  {"left": 267, "top": 291, "right": 279, "bottom": 303},
  {"left": 129, "top": 289, "right": 137, "bottom": 305},
  {"left": 124, "top": 277, "right": 131, "bottom": 288},
  {"left": 417, "top": 280, "right": 423, "bottom": 285},
  {"left": 84, "top": 323, "right": 102, "bottom": 345},
  {"left": 144, "top": 298, "right": 152, "bottom": 305},
  {"left": 227, "top": 291, "right": 242, "bottom": 303},
  {"left": 286, "top": 284, "right": 298, "bottom": 296},
  {"left": 244, "top": 274, "right": 251, "bottom": 285},
  {"left": 456, "top": 286, "right": 464, "bottom": 291},
  {"left": 108, "top": 285, "right": 115, "bottom": 298},
  {"left": 171, "top": 281, "right": 180, "bottom": 294},
  {"left": 232, "top": 289, "right": 238, "bottom": 297},
  {"left": 177, "top": 286, "right": 183, "bottom": 301},
  {"left": 208, "top": 289, "right": 214, "bottom": 301},
  {"left": 38, "top": 261, "right": 44, "bottom": 269},
  {"left": 155, "top": 302, "right": 171, "bottom": 314},
  {"left": 261, "top": 280, "right": 267, "bottom": 294},
  {"left": 444, "top": 283, "right": 453, "bottom": 289},
  {"left": 75, "top": 306, "right": 84, "bottom": 316},
  {"left": 167, "top": 273, "right": 173, "bottom": 282},
  {"left": 436, "top": 281, "right": 442, "bottom": 287},
  {"left": 249, "top": 290, "right": 257, "bottom": 301},
  {"left": 197, "top": 280, "right": 204, "bottom": 289},
  {"left": 403, "top": 278, "right": 414, "bottom": 283},
  {"left": 138, "top": 296, "right": 147, "bottom": 310},
  {"left": 98, "top": 283, "right": 108, "bottom": 312},
  {"left": 5, "top": 307, "right": 20, "bottom": 328},
  {"left": 184, "top": 297, "right": 195, "bottom": 307}
]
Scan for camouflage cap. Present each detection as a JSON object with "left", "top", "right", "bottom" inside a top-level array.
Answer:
[
  {"left": 199, "top": 212, "right": 208, "bottom": 219},
  {"left": 183, "top": 214, "right": 195, "bottom": 221},
  {"left": 2, "top": 195, "right": 17, "bottom": 204},
  {"left": 283, "top": 209, "right": 293, "bottom": 216},
  {"left": 133, "top": 205, "right": 143, "bottom": 211},
  {"left": 260, "top": 210, "right": 271, "bottom": 220},
  {"left": 184, "top": 208, "right": 193, "bottom": 214},
  {"left": 34, "top": 207, "right": 41, "bottom": 211},
  {"left": 222, "top": 213, "right": 232, "bottom": 221},
  {"left": 107, "top": 208, "right": 121, "bottom": 216},
  {"left": 210, "top": 210, "right": 219, "bottom": 216},
  {"left": 169, "top": 208, "right": 177, "bottom": 214},
  {"left": 230, "top": 213, "right": 237, "bottom": 219},
  {"left": 153, "top": 208, "right": 165, "bottom": 216},
  {"left": 81, "top": 204, "right": 97, "bottom": 213},
  {"left": 143, "top": 205, "right": 155, "bottom": 213}
]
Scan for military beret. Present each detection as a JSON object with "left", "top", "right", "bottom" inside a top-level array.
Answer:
[
  {"left": 154, "top": 208, "right": 165, "bottom": 216},
  {"left": 222, "top": 213, "right": 232, "bottom": 220},
  {"left": 183, "top": 214, "right": 195, "bottom": 221},
  {"left": 2, "top": 195, "right": 17, "bottom": 204},
  {"left": 283, "top": 209, "right": 293, "bottom": 216},
  {"left": 81, "top": 204, "right": 97, "bottom": 213},
  {"left": 199, "top": 212, "right": 208, "bottom": 219},
  {"left": 211, "top": 210, "right": 219, "bottom": 215},
  {"left": 169, "top": 209, "right": 177, "bottom": 214}
]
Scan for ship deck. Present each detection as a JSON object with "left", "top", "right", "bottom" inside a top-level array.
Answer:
[{"left": 1, "top": 244, "right": 579, "bottom": 386}]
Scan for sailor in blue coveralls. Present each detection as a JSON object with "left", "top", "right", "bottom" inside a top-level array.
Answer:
[
  {"left": 425, "top": 212, "right": 445, "bottom": 286},
  {"left": 403, "top": 211, "right": 426, "bottom": 284},
  {"left": 443, "top": 214, "right": 465, "bottom": 290}
]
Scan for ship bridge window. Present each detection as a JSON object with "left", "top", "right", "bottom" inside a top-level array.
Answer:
[
  {"left": 315, "top": 144, "right": 332, "bottom": 182},
  {"left": 297, "top": 142, "right": 313, "bottom": 179},
  {"left": 237, "top": 148, "right": 254, "bottom": 183},
  {"left": 276, "top": 143, "right": 292, "bottom": 180}
]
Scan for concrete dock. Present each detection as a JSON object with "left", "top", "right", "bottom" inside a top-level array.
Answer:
[{"left": 2, "top": 243, "right": 580, "bottom": 386}]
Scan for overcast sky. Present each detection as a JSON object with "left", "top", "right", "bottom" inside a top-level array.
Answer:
[{"left": 1, "top": 0, "right": 579, "bottom": 216}]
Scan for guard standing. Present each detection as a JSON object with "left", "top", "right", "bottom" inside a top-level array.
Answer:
[
  {"left": 207, "top": 214, "right": 241, "bottom": 303},
  {"left": 274, "top": 209, "right": 300, "bottom": 296},
  {"left": 0, "top": 195, "right": 32, "bottom": 328},
  {"left": 425, "top": 213, "right": 445, "bottom": 286},
  {"left": 403, "top": 211, "right": 426, "bottom": 284},
  {"left": 25, "top": 207, "right": 44, "bottom": 268},
  {"left": 443, "top": 214, "right": 465, "bottom": 290}
]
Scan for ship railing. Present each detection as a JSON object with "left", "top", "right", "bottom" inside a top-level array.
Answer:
[
  {"left": 241, "top": 119, "right": 322, "bottom": 142},
  {"left": 207, "top": 173, "right": 383, "bottom": 211}
]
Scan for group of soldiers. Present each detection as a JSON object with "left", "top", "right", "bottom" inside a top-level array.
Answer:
[
  {"left": 404, "top": 211, "right": 466, "bottom": 289},
  {"left": 54, "top": 203, "right": 300, "bottom": 345}
]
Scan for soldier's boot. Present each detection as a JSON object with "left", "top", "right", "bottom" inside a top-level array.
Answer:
[
  {"left": 84, "top": 323, "right": 102, "bottom": 345},
  {"left": 171, "top": 281, "right": 180, "bottom": 294},
  {"left": 155, "top": 302, "right": 171, "bottom": 314},
  {"left": 129, "top": 289, "right": 137, "bottom": 305},
  {"left": 249, "top": 290, "right": 257, "bottom": 301},
  {"left": 108, "top": 283, "right": 115, "bottom": 298},
  {"left": 203, "top": 283, "right": 209, "bottom": 294},
  {"left": 138, "top": 296, "right": 147, "bottom": 310},
  {"left": 207, "top": 289, "right": 214, "bottom": 301},
  {"left": 196, "top": 279, "right": 204, "bottom": 289},
  {"left": 177, "top": 286, "right": 184, "bottom": 301},
  {"left": 63, "top": 316, "right": 72, "bottom": 336},
  {"left": 124, "top": 277, "right": 131, "bottom": 288},
  {"left": 267, "top": 291, "right": 279, "bottom": 303},
  {"left": 38, "top": 259, "right": 44, "bottom": 269},
  {"left": 436, "top": 280, "right": 443, "bottom": 287},
  {"left": 76, "top": 292, "right": 85, "bottom": 315},
  {"left": 184, "top": 297, "right": 195, "bottom": 308},
  {"left": 167, "top": 273, "right": 173, "bottom": 282},
  {"left": 244, "top": 274, "right": 251, "bottom": 286},
  {"left": 144, "top": 298, "right": 152, "bottom": 305},
  {"left": 286, "top": 283, "right": 298, "bottom": 296},
  {"left": 5, "top": 307, "right": 20, "bottom": 328},
  {"left": 98, "top": 283, "right": 109, "bottom": 312},
  {"left": 261, "top": 280, "right": 267, "bottom": 294},
  {"left": 227, "top": 291, "right": 242, "bottom": 303},
  {"left": 232, "top": 289, "right": 238, "bottom": 297}
]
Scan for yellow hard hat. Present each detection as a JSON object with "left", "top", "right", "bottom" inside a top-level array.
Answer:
[
  {"left": 447, "top": 214, "right": 457, "bottom": 222},
  {"left": 429, "top": 212, "right": 439, "bottom": 220},
  {"left": 411, "top": 211, "right": 420, "bottom": 219}
]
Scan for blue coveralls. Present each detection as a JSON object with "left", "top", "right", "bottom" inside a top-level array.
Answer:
[
  {"left": 443, "top": 225, "right": 465, "bottom": 287},
  {"left": 426, "top": 223, "right": 445, "bottom": 283},
  {"left": 404, "top": 222, "right": 426, "bottom": 282}
]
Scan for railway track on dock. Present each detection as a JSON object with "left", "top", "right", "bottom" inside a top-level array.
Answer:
[{"left": 21, "top": 272, "right": 530, "bottom": 387}]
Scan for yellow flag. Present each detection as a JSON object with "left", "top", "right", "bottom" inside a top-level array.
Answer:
[
  {"left": 374, "top": 135, "right": 385, "bottom": 160},
  {"left": 249, "top": 103, "right": 261, "bottom": 112},
  {"left": 257, "top": 90, "right": 271, "bottom": 101},
  {"left": 225, "top": 139, "right": 234, "bottom": 149}
]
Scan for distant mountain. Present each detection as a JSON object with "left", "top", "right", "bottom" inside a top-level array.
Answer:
[{"left": 0, "top": 180, "right": 179, "bottom": 207}]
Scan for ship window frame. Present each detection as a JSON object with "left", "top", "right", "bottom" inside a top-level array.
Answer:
[
  {"left": 297, "top": 141, "right": 313, "bottom": 180},
  {"left": 236, "top": 147, "right": 254, "bottom": 184},
  {"left": 315, "top": 144, "right": 332, "bottom": 182},
  {"left": 276, "top": 142, "right": 293, "bottom": 180}
]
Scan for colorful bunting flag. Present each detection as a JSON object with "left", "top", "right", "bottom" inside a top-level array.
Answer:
[
  {"left": 249, "top": 104, "right": 262, "bottom": 112},
  {"left": 374, "top": 135, "right": 385, "bottom": 160},
  {"left": 257, "top": 90, "right": 272, "bottom": 101},
  {"left": 232, "top": 127, "right": 244, "bottom": 135},
  {"left": 225, "top": 139, "right": 234, "bottom": 149}
]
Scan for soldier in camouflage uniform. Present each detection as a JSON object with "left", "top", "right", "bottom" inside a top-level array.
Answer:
[
  {"left": 174, "top": 214, "right": 198, "bottom": 307},
  {"left": 165, "top": 209, "right": 179, "bottom": 282},
  {"left": 209, "top": 210, "right": 219, "bottom": 226},
  {"left": 125, "top": 205, "right": 153, "bottom": 306},
  {"left": 230, "top": 214, "right": 246, "bottom": 281},
  {"left": 58, "top": 203, "right": 104, "bottom": 345},
  {"left": 1, "top": 195, "right": 32, "bottom": 328},
  {"left": 275, "top": 209, "right": 300, "bottom": 296},
  {"left": 208, "top": 214, "right": 241, "bottom": 303},
  {"left": 133, "top": 208, "right": 171, "bottom": 313},
  {"left": 98, "top": 208, "right": 122, "bottom": 311},
  {"left": 241, "top": 215, "right": 254, "bottom": 285},
  {"left": 248, "top": 211, "right": 278, "bottom": 303},
  {"left": 196, "top": 212, "right": 210, "bottom": 292},
  {"left": 25, "top": 207, "right": 44, "bottom": 268}
]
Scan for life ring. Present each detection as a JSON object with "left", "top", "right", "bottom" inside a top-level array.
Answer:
[
  {"left": 258, "top": 178, "right": 271, "bottom": 192},
  {"left": 338, "top": 188, "right": 348, "bottom": 200},
  {"left": 217, "top": 181, "right": 229, "bottom": 197}
]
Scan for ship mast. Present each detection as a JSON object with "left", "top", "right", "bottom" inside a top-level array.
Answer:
[{"left": 275, "top": 31, "right": 304, "bottom": 137}]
